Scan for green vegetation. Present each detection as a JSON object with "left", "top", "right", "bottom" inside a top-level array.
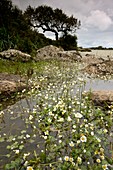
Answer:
[
  {"left": 0, "top": 0, "right": 80, "bottom": 54},
  {"left": 0, "top": 59, "right": 48, "bottom": 75}
]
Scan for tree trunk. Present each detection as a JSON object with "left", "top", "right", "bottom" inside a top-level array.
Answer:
[{"left": 55, "top": 32, "right": 58, "bottom": 41}]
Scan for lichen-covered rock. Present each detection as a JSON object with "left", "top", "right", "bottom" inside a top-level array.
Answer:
[
  {"left": 87, "top": 90, "right": 113, "bottom": 106},
  {"left": 0, "top": 49, "right": 31, "bottom": 62},
  {"left": 0, "top": 80, "right": 26, "bottom": 95},
  {"left": 83, "top": 60, "right": 113, "bottom": 75},
  {"left": 0, "top": 73, "right": 27, "bottom": 100},
  {"left": 35, "top": 45, "right": 64, "bottom": 61},
  {"left": 58, "top": 51, "right": 82, "bottom": 61},
  {"left": 35, "top": 45, "right": 81, "bottom": 61}
]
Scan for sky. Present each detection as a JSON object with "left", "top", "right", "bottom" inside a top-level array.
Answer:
[{"left": 12, "top": 0, "right": 113, "bottom": 48}]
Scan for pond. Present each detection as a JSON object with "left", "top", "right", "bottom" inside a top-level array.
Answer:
[
  {"left": 85, "top": 79, "right": 113, "bottom": 91},
  {"left": 0, "top": 60, "right": 113, "bottom": 170},
  {"left": 0, "top": 78, "right": 113, "bottom": 169},
  {"left": 80, "top": 49, "right": 113, "bottom": 59}
]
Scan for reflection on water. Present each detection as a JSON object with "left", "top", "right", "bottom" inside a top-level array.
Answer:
[
  {"left": 0, "top": 79, "right": 113, "bottom": 168},
  {"left": 85, "top": 79, "right": 113, "bottom": 91}
]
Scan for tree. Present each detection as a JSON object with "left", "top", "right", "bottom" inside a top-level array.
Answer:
[
  {"left": 58, "top": 34, "right": 78, "bottom": 50},
  {"left": 24, "top": 5, "right": 81, "bottom": 40}
]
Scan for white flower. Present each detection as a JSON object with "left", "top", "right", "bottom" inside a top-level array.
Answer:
[
  {"left": 57, "top": 118, "right": 64, "bottom": 122},
  {"left": 29, "top": 115, "right": 33, "bottom": 120},
  {"left": 23, "top": 153, "right": 30, "bottom": 160},
  {"left": 64, "top": 156, "right": 69, "bottom": 161},
  {"left": 102, "top": 164, "right": 108, "bottom": 170},
  {"left": 24, "top": 161, "right": 28, "bottom": 166},
  {"left": 69, "top": 141, "right": 74, "bottom": 147},
  {"left": 44, "top": 130, "right": 49, "bottom": 135},
  {"left": 69, "top": 157, "right": 74, "bottom": 162},
  {"left": 78, "top": 77, "right": 83, "bottom": 82},
  {"left": 72, "top": 129, "right": 76, "bottom": 133},
  {"left": 96, "top": 159, "right": 101, "bottom": 163},
  {"left": 96, "top": 137, "right": 101, "bottom": 143},
  {"left": 43, "top": 135, "right": 47, "bottom": 140},
  {"left": 100, "top": 155, "right": 105, "bottom": 160},
  {"left": 48, "top": 118, "right": 52, "bottom": 123},
  {"left": 77, "top": 157, "right": 82, "bottom": 164},
  {"left": 48, "top": 111, "right": 53, "bottom": 116},
  {"left": 26, "top": 166, "right": 33, "bottom": 170},
  {"left": 77, "top": 140, "right": 80, "bottom": 144},
  {"left": 0, "top": 111, "right": 4, "bottom": 116},
  {"left": 67, "top": 116, "right": 72, "bottom": 122},
  {"left": 73, "top": 125, "right": 76, "bottom": 129},
  {"left": 83, "top": 149, "right": 86, "bottom": 153},
  {"left": 26, "top": 134, "right": 30, "bottom": 138},
  {"left": 58, "top": 134, "right": 62, "bottom": 138},
  {"left": 58, "top": 157, "right": 62, "bottom": 162},
  {"left": 80, "top": 135, "right": 87, "bottom": 142},
  {"left": 91, "top": 131, "right": 94, "bottom": 136},
  {"left": 12, "top": 138, "right": 16, "bottom": 141},
  {"left": 75, "top": 112, "right": 83, "bottom": 118},
  {"left": 72, "top": 162, "right": 75, "bottom": 166},
  {"left": 85, "top": 124, "right": 88, "bottom": 128},
  {"left": 59, "top": 140, "right": 62, "bottom": 143},
  {"left": 14, "top": 149, "right": 19, "bottom": 154},
  {"left": 62, "top": 110, "right": 66, "bottom": 115},
  {"left": 103, "top": 129, "right": 108, "bottom": 133}
]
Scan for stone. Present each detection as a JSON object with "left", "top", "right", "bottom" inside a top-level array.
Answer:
[
  {"left": 0, "top": 73, "right": 27, "bottom": 100},
  {"left": 0, "top": 49, "right": 31, "bottom": 62},
  {"left": 83, "top": 60, "right": 113, "bottom": 76},
  {"left": 81, "top": 56, "right": 103, "bottom": 65},
  {"left": 35, "top": 45, "right": 81, "bottom": 61},
  {"left": 35, "top": 45, "right": 63, "bottom": 61},
  {"left": 58, "top": 51, "right": 82, "bottom": 61},
  {"left": 87, "top": 90, "right": 113, "bottom": 106}
]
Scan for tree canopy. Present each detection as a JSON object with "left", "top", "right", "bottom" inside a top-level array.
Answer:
[
  {"left": 0, "top": 0, "right": 80, "bottom": 53},
  {"left": 24, "top": 5, "right": 81, "bottom": 40},
  {"left": 0, "top": 0, "right": 51, "bottom": 53}
]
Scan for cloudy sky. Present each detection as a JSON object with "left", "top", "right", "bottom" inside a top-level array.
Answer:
[{"left": 12, "top": 0, "right": 113, "bottom": 48}]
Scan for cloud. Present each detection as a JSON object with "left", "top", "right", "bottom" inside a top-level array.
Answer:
[{"left": 86, "top": 10, "right": 113, "bottom": 31}]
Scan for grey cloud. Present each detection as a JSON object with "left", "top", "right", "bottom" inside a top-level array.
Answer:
[{"left": 86, "top": 10, "right": 113, "bottom": 31}]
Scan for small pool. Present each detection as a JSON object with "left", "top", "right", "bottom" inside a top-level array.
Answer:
[{"left": 85, "top": 79, "right": 113, "bottom": 91}]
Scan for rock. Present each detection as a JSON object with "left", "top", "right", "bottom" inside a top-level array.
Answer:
[
  {"left": 0, "top": 49, "right": 31, "bottom": 62},
  {"left": 87, "top": 90, "right": 113, "bottom": 106},
  {"left": 35, "top": 45, "right": 81, "bottom": 61},
  {"left": 83, "top": 60, "right": 113, "bottom": 76},
  {"left": 0, "top": 80, "right": 26, "bottom": 95},
  {"left": 35, "top": 45, "right": 63, "bottom": 61},
  {"left": 0, "top": 73, "right": 25, "bottom": 82},
  {"left": 58, "top": 51, "right": 82, "bottom": 61},
  {"left": 82, "top": 56, "right": 103, "bottom": 65},
  {"left": 0, "top": 73, "right": 27, "bottom": 100}
]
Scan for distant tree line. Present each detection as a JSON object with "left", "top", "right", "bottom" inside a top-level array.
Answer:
[
  {"left": 0, "top": 0, "right": 80, "bottom": 54},
  {"left": 90, "top": 46, "right": 113, "bottom": 50}
]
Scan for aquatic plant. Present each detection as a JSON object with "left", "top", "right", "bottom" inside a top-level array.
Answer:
[{"left": 0, "top": 61, "right": 113, "bottom": 170}]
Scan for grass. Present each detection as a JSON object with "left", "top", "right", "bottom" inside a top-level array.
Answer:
[{"left": 0, "top": 59, "right": 48, "bottom": 75}]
